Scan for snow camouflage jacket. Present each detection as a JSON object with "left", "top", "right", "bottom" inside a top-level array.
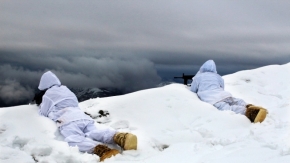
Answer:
[
  {"left": 38, "top": 71, "right": 91, "bottom": 126},
  {"left": 190, "top": 60, "right": 232, "bottom": 105}
]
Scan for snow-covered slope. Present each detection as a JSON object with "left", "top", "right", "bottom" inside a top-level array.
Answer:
[{"left": 1, "top": 63, "right": 290, "bottom": 163}]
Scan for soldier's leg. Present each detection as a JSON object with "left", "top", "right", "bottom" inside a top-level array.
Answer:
[{"left": 59, "top": 120, "right": 100, "bottom": 153}]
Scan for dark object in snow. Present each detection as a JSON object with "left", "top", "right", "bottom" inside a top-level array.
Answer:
[
  {"left": 94, "top": 110, "right": 111, "bottom": 124},
  {"left": 33, "top": 90, "right": 47, "bottom": 106},
  {"left": 98, "top": 110, "right": 110, "bottom": 118},
  {"left": 160, "top": 144, "right": 169, "bottom": 150},
  {"left": 84, "top": 110, "right": 110, "bottom": 119},
  {"left": 174, "top": 73, "right": 195, "bottom": 85},
  {"left": 31, "top": 155, "right": 39, "bottom": 162},
  {"left": 84, "top": 112, "right": 93, "bottom": 118}
]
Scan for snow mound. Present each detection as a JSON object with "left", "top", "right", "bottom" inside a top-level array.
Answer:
[{"left": 1, "top": 63, "right": 290, "bottom": 163}]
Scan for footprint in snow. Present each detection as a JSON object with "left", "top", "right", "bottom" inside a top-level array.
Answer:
[
  {"left": 111, "top": 120, "right": 130, "bottom": 130},
  {"left": 30, "top": 144, "right": 53, "bottom": 156},
  {"left": 12, "top": 136, "right": 30, "bottom": 148},
  {"left": 150, "top": 138, "right": 169, "bottom": 151},
  {"left": 0, "top": 124, "right": 6, "bottom": 134}
]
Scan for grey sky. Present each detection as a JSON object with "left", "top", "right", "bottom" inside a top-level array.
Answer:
[{"left": 1, "top": 0, "right": 290, "bottom": 106}]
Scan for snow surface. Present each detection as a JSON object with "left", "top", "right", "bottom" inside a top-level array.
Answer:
[{"left": 1, "top": 63, "right": 290, "bottom": 163}]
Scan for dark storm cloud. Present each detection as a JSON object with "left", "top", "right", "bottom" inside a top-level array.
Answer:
[
  {"left": 0, "top": 52, "right": 161, "bottom": 107},
  {"left": 2, "top": 0, "right": 290, "bottom": 56},
  {"left": 0, "top": 80, "right": 34, "bottom": 106}
]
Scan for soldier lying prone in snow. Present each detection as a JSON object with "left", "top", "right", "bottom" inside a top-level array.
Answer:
[
  {"left": 190, "top": 60, "right": 267, "bottom": 123},
  {"left": 34, "top": 71, "right": 137, "bottom": 161}
]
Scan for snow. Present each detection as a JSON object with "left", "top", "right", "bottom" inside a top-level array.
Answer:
[{"left": 1, "top": 63, "right": 290, "bottom": 163}]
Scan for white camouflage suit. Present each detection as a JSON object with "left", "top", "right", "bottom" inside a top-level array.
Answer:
[
  {"left": 38, "top": 71, "right": 116, "bottom": 153},
  {"left": 190, "top": 60, "right": 247, "bottom": 115}
]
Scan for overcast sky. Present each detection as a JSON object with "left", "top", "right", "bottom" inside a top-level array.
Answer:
[{"left": 1, "top": 0, "right": 290, "bottom": 107}]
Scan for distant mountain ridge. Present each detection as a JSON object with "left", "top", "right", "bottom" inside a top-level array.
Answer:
[
  {"left": 70, "top": 87, "right": 123, "bottom": 102},
  {"left": 71, "top": 82, "right": 174, "bottom": 102}
]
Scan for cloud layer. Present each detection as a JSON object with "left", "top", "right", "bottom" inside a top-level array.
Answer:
[{"left": 0, "top": 53, "right": 161, "bottom": 107}]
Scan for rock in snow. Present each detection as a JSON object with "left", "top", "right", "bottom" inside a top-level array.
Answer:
[{"left": 1, "top": 63, "right": 290, "bottom": 163}]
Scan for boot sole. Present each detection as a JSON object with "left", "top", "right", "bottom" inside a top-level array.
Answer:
[
  {"left": 100, "top": 149, "right": 120, "bottom": 162},
  {"left": 254, "top": 108, "right": 267, "bottom": 123},
  {"left": 124, "top": 134, "right": 137, "bottom": 150}
]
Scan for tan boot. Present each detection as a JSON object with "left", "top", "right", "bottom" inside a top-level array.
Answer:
[
  {"left": 93, "top": 144, "right": 120, "bottom": 162},
  {"left": 245, "top": 106, "right": 267, "bottom": 123},
  {"left": 114, "top": 133, "right": 137, "bottom": 150},
  {"left": 246, "top": 104, "right": 254, "bottom": 108}
]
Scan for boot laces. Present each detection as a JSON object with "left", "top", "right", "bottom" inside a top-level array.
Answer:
[
  {"left": 116, "top": 133, "right": 128, "bottom": 147},
  {"left": 94, "top": 145, "right": 111, "bottom": 157}
]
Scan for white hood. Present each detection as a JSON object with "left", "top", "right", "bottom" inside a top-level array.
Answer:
[
  {"left": 197, "top": 60, "right": 217, "bottom": 74},
  {"left": 38, "top": 71, "right": 61, "bottom": 90}
]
